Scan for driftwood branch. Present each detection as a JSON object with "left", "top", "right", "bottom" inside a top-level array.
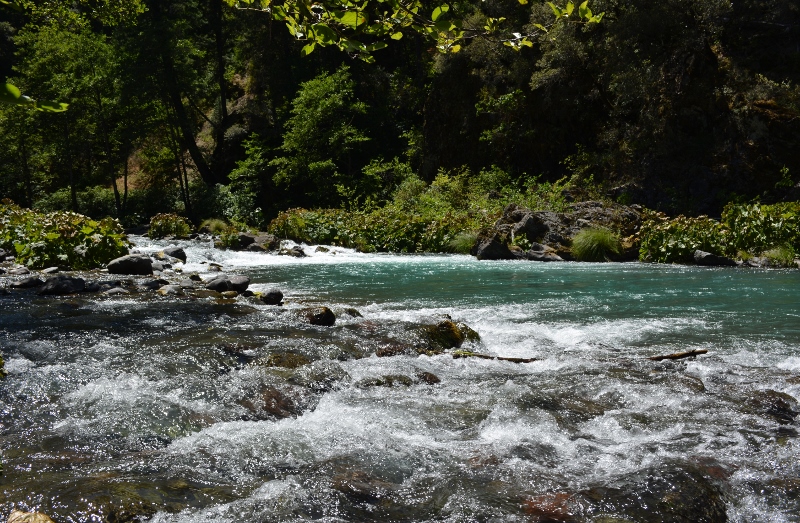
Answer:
[
  {"left": 649, "top": 349, "right": 708, "bottom": 361},
  {"left": 452, "top": 351, "right": 536, "bottom": 363}
]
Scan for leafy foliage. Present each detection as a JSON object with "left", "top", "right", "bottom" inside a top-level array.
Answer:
[
  {"left": 268, "top": 167, "right": 573, "bottom": 252},
  {"left": 571, "top": 228, "right": 621, "bottom": 262},
  {"left": 0, "top": 200, "right": 130, "bottom": 269},
  {"left": 148, "top": 213, "right": 192, "bottom": 239},
  {"left": 721, "top": 202, "right": 800, "bottom": 255},
  {"left": 638, "top": 211, "right": 728, "bottom": 263},
  {"left": 639, "top": 202, "right": 800, "bottom": 263},
  {"left": 224, "top": 0, "right": 602, "bottom": 60}
]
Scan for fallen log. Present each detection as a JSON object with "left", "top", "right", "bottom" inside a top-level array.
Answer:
[
  {"left": 649, "top": 349, "right": 708, "bottom": 361},
  {"left": 451, "top": 350, "right": 536, "bottom": 363}
]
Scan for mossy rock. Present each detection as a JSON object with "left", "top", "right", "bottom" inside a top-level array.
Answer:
[
  {"left": 263, "top": 352, "right": 311, "bottom": 369},
  {"left": 420, "top": 319, "right": 481, "bottom": 353}
]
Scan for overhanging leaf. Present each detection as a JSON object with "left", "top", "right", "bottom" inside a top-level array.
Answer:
[{"left": 431, "top": 4, "right": 449, "bottom": 22}]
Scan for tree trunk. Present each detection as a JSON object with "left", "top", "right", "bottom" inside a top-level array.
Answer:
[
  {"left": 19, "top": 132, "right": 32, "bottom": 208},
  {"left": 151, "top": 1, "right": 217, "bottom": 186},
  {"left": 210, "top": 0, "right": 228, "bottom": 174}
]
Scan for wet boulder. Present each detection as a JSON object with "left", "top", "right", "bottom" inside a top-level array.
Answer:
[
  {"left": 255, "top": 233, "right": 280, "bottom": 251},
  {"left": 281, "top": 245, "right": 307, "bottom": 257},
  {"left": 259, "top": 288, "right": 284, "bottom": 305},
  {"left": 228, "top": 275, "right": 250, "bottom": 293},
  {"left": 157, "top": 284, "right": 184, "bottom": 296},
  {"left": 162, "top": 246, "right": 187, "bottom": 263},
  {"left": 748, "top": 389, "right": 799, "bottom": 424},
  {"left": 289, "top": 360, "right": 350, "bottom": 392},
  {"left": 302, "top": 306, "right": 336, "bottom": 326},
  {"left": 471, "top": 230, "right": 518, "bottom": 261},
  {"left": 38, "top": 275, "right": 85, "bottom": 295},
  {"left": 421, "top": 319, "right": 480, "bottom": 352},
  {"left": 204, "top": 276, "right": 231, "bottom": 292},
  {"left": 580, "top": 464, "right": 728, "bottom": 523},
  {"left": 694, "top": 250, "right": 738, "bottom": 267},
  {"left": 8, "top": 266, "right": 30, "bottom": 275},
  {"left": 263, "top": 352, "right": 312, "bottom": 369},
  {"left": 10, "top": 276, "right": 44, "bottom": 289},
  {"left": 140, "top": 278, "right": 169, "bottom": 291},
  {"left": 107, "top": 254, "right": 153, "bottom": 275}
]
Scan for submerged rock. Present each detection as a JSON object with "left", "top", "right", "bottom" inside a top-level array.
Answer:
[
  {"left": 748, "top": 389, "right": 799, "bottom": 424},
  {"left": 107, "top": 254, "right": 153, "bottom": 275},
  {"left": 38, "top": 275, "right": 85, "bottom": 295},
  {"left": 10, "top": 276, "right": 44, "bottom": 289},
  {"left": 581, "top": 463, "right": 728, "bottom": 523},
  {"left": 262, "top": 352, "right": 311, "bottom": 369},
  {"left": 694, "top": 250, "right": 738, "bottom": 267},
  {"left": 302, "top": 306, "right": 336, "bottom": 326}
]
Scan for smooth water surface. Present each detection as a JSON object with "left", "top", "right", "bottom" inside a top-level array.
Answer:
[{"left": 1, "top": 239, "right": 799, "bottom": 522}]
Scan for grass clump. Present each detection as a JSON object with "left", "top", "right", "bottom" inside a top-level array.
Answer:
[
  {"left": 199, "top": 218, "right": 228, "bottom": 235},
  {"left": 148, "top": 213, "right": 192, "bottom": 239},
  {"left": 571, "top": 228, "right": 621, "bottom": 262},
  {"left": 762, "top": 245, "right": 796, "bottom": 267},
  {"left": 447, "top": 232, "right": 479, "bottom": 254}
]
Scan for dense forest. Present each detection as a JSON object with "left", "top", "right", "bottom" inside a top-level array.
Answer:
[{"left": 1, "top": 0, "right": 799, "bottom": 229}]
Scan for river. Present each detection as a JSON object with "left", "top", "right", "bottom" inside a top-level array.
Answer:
[{"left": 1, "top": 237, "right": 800, "bottom": 522}]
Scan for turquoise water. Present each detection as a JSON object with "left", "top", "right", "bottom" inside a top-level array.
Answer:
[{"left": 1, "top": 240, "right": 799, "bottom": 522}]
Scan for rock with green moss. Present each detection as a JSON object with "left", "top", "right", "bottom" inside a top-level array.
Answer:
[
  {"left": 262, "top": 352, "right": 311, "bottom": 369},
  {"left": 419, "top": 319, "right": 480, "bottom": 353}
]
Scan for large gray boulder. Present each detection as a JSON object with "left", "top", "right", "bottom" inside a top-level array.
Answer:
[
  {"left": 694, "top": 250, "right": 738, "bottom": 267},
  {"left": 470, "top": 231, "right": 518, "bottom": 261},
  {"left": 107, "top": 254, "right": 153, "bottom": 275},
  {"left": 204, "top": 275, "right": 250, "bottom": 293},
  {"left": 162, "top": 246, "right": 187, "bottom": 263},
  {"left": 38, "top": 275, "right": 85, "bottom": 295}
]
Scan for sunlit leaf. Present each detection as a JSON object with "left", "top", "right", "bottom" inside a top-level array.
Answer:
[
  {"left": 300, "top": 42, "right": 316, "bottom": 56},
  {"left": 431, "top": 4, "right": 448, "bottom": 22}
]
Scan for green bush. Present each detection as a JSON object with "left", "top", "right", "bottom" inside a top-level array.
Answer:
[
  {"left": 0, "top": 200, "right": 130, "bottom": 269},
  {"left": 217, "top": 225, "right": 241, "bottom": 249},
  {"left": 267, "top": 167, "right": 588, "bottom": 254},
  {"left": 572, "top": 228, "right": 622, "bottom": 262},
  {"left": 148, "top": 213, "right": 192, "bottom": 239},
  {"left": 638, "top": 211, "right": 728, "bottom": 263},
  {"left": 722, "top": 202, "right": 800, "bottom": 255}
]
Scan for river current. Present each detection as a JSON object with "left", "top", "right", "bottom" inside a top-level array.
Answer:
[{"left": 1, "top": 237, "right": 800, "bottom": 522}]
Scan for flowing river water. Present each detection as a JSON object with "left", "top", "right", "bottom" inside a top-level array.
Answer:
[{"left": 1, "top": 237, "right": 800, "bottom": 522}]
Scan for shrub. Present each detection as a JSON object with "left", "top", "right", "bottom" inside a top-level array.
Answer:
[
  {"left": 217, "top": 225, "right": 241, "bottom": 249},
  {"left": 148, "top": 213, "right": 192, "bottom": 239},
  {"left": 638, "top": 211, "right": 728, "bottom": 263},
  {"left": 571, "top": 228, "right": 622, "bottom": 261},
  {"left": 722, "top": 202, "right": 800, "bottom": 255},
  {"left": 0, "top": 200, "right": 130, "bottom": 269}
]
